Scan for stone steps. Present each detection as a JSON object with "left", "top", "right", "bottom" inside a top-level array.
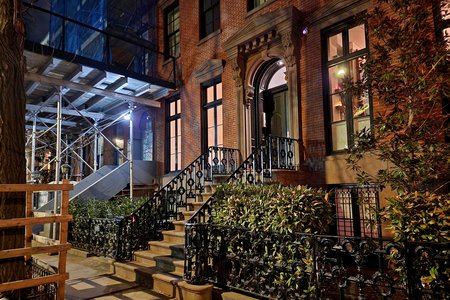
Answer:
[{"left": 112, "top": 181, "right": 220, "bottom": 300}]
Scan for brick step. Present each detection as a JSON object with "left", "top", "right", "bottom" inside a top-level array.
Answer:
[
  {"left": 162, "top": 230, "right": 185, "bottom": 244},
  {"left": 196, "top": 192, "right": 214, "bottom": 202},
  {"left": 148, "top": 241, "right": 185, "bottom": 259},
  {"left": 152, "top": 273, "right": 182, "bottom": 299},
  {"left": 133, "top": 250, "right": 184, "bottom": 276},
  {"left": 180, "top": 210, "right": 195, "bottom": 220},
  {"left": 172, "top": 220, "right": 185, "bottom": 232},
  {"left": 111, "top": 260, "right": 157, "bottom": 288}
]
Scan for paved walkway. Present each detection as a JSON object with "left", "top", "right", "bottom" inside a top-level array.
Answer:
[{"left": 34, "top": 250, "right": 169, "bottom": 300}]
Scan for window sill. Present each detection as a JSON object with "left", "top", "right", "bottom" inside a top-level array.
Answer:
[
  {"left": 198, "top": 29, "right": 221, "bottom": 46},
  {"left": 246, "top": 0, "right": 276, "bottom": 18}
]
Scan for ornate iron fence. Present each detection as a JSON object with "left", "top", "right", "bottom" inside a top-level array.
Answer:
[
  {"left": 21, "top": 259, "right": 57, "bottom": 299},
  {"left": 69, "top": 217, "right": 120, "bottom": 258},
  {"left": 184, "top": 224, "right": 450, "bottom": 299}
]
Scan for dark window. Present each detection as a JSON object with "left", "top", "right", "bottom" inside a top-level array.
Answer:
[
  {"left": 166, "top": 99, "right": 181, "bottom": 172},
  {"left": 202, "top": 80, "right": 223, "bottom": 150},
  {"left": 165, "top": 3, "right": 180, "bottom": 57},
  {"left": 323, "top": 21, "right": 371, "bottom": 152},
  {"left": 332, "top": 185, "right": 381, "bottom": 238},
  {"left": 200, "top": 0, "right": 220, "bottom": 38},
  {"left": 248, "top": 0, "right": 268, "bottom": 11}
]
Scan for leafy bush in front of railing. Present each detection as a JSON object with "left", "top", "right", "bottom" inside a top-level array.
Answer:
[
  {"left": 210, "top": 183, "right": 333, "bottom": 297},
  {"left": 212, "top": 183, "right": 333, "bottom": 234},
  {"left": 69, "top": 196, "right": 148, "bottom": 219},
  {"left": 383, "top": 192, "right": 450, "bottom": 287}
]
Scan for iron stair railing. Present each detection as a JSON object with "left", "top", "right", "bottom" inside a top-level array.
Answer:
[
  {"left": 184, "top": 136, "right": 300, "bottom": 281},
  {"left": 115, "top": 146, "right": 240, "bottom": 260}
]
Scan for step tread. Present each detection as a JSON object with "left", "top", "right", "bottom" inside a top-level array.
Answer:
[
  {"left": 148, "top": 240, "right": 184, "bottom": 248},
  {"left": 172, "top": 220, "right": 186, "bottom": 225},
  {"left": 152, "top": 273, "right": 182, "bottom": 282},
  {"left": 113, "top": 261, "right": 156, "bottom": 273},
  {"left": 162, "top": 230, "right": 185, "bottom": 237}
]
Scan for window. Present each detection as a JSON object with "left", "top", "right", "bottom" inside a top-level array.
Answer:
[
  {"left": 324, "top": 22, "right": 370, "bottom": 152},
  {"left": 167, "top": 99, "right": 181, "bottom": 172},
  {"left": 203, "top": 80, "right": 223, "bottom": 149},
  {"left": 438, "top": 0, "right": 450, "bottom": 49},
  {"left": 248, "top": 0, "right": 268, "bottom": 11},
  {"left": 142, "top": 114, "right": 154, "bottom": 161},
  {"left": 165, "top": 3, "right": 180, "bottom": 57},
  {"left": 333, "top": 185, "right": 381, "bottom": 238},
  {"left": 200, "top": 0, "right": 220, "bottom": 38}
]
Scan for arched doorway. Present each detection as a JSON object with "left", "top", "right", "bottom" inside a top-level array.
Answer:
[{"left": 250, "top": 58, "right": 288, "bottom": 148}]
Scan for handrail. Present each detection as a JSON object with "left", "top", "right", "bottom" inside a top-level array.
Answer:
[
  {"left": 115, "top": 146, "right": 240, "bottom": 260},
  {"left": 186, "top": 136, "right": 300, "bottom": 224}
]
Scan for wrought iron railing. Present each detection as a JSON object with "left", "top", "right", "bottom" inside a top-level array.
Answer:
[
  {"left": 20, "top": 259, "right": 57, "bottom": 300},
  {"left": 184, "top": 224, "right": 450, "bottom": 299},
  {"left": 187, "top": 136, "right": 300, "bottom": 224},
  {"left": 112, "top": 146, "right": 239, "bottom": 260},
  {"left": 69, "top": 217, "right": 120, "bottom": 258}
]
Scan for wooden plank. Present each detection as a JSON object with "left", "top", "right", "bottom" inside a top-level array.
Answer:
[
  {"left": 0, "top": 243, "right": 71, "bottom": 260},
  {"left": 25, "top": 192, "right": 33, "bottom": 262},
  {"left": 0, "top": 274, "right": 67, "bottom": 292},
  {"left": 0, "top": 215, "right": 73, "bottom": 228},
  {"left": 0, "top": 183, "right": 72, "bottom": 192},
  {"left": 25, "top": 72, "right": 161, "bottom": 108}
]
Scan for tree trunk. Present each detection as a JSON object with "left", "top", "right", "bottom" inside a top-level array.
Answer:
[{"left": 0, "top": 0, "right": 27, "bottom": 296}]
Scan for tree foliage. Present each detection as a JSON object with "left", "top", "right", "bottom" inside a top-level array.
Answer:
[{"left": 347, "top": 0, "right": 450, "bottom": 193}]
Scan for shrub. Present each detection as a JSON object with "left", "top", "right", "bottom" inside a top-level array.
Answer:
[
  {"left": 212, "top": 183, "right": 333, "bottom": 234},
  {"left": 383, "top": 192, "right": 450, "bottom": 243},
  {"left": 69, "top": 196, "right": 148, "bottom": 219}
]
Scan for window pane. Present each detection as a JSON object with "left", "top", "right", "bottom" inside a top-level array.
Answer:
[
  {"left": 349, "top": 24, "right": 366, "bottom": 53},
  {"left": 331, "top": 94, "right": 345, "bottom": 122},
  {"left": 177, "top": 99, "right": 181, "bottom": 114},
  {"left": 332, "top": 121, "right": 348, "bottom": 151},
  {"left": 328, "top": 64, "right": 346, "bottom": 93},
  {"left": 170, "top": 120, "right": 176, "bottom": 137},
  {"left": 216, "top": 82, "right": 222, "bottom": 100},
  {"left": 208, "top": 127, "right": 215, "bottom": 147},
  {"left": 170, "top": 101, "right": 176, "bottom": 116},
  {"left": 328, "top": 32, "right": 343, "bottom": 61},
  {"left": 217, "top": 124, "right": 223, "bottom": 146},
  {"left": 207, "top": 108, "right": 214, "bottom": 126},
  {"left": 170, "top": 154, "right": 176, "bottom": 171},
  {"left": 207, "top": 86, "right": 214, "bottom": 103},
  {"left": 216, "top": 104, "right": 223, "bottom": 126},
  {"left": 170, "top": 137, "right": 176, "bottom": 154},
  {"left": 354, "top": 116, "right": 371, "bottom": 134}
]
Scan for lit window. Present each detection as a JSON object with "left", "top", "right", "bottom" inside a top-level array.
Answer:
[
  {"left": 203, "top": 81, "right": 223, "bottom": 148},
  {"left": 323, "top": 22, "right": 370, "bottom": 152},
  {"left": 167, "top": 99, "right": 181, "bottom": 171}
]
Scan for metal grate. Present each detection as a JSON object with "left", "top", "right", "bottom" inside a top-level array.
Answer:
[{"left": 333, "top": 185, "right": 381, "bottom": 238}]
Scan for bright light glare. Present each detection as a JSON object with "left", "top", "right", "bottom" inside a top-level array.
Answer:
[{"left": 124, "top": 113, "right": 131, "bottom": 121}]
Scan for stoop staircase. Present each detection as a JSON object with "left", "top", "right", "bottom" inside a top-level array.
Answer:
[
  {"left": 110, "top": 148, "right": 237, "bottom": 299},
  {"left": 106, "top": 137, "right": 300, "bottom": 299}
]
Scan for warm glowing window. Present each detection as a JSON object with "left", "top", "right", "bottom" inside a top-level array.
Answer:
[
  {"left": 203, "top": 81, "right": 223, "bottom": 148},
  {"left": 167, "top": 99, "right": 181, "bottom": 171},
  {"left": 324, "top": 21, "right": 370, "bottom": 152}
]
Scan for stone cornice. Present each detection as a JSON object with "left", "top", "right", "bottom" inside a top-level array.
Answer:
[{"left": 223, "top": 6, "right": 303, "bottom": 57}]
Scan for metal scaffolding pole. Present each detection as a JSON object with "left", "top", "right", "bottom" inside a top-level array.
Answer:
[
  {"left": 31, "top": 114, "right": 37, "bottom": 183},
  {"left": 128, "top": 105, "right": 134, "bottom": 199},
  {"left": 53, "top": 88, "right": 62, "bottom": 240},
  {"left": 94, "top": 121, "right": 98, "bottom": 171}
]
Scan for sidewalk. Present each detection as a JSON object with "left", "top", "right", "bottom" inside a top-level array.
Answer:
[{"left": 34, "top": 250, "right": 170, "bottom": 300}]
